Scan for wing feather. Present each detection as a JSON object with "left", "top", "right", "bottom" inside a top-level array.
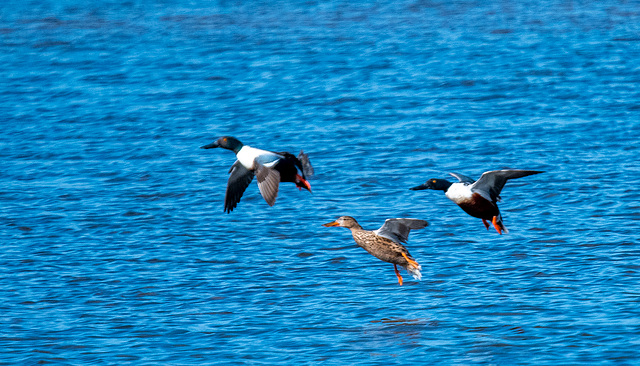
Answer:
[
  {"left": 255, "top": 162, "right": 280, "bottom": 207},
  {"left": 449, "top": 172, "right": 475, "bottom": 184},
  {"left": 297, "top": 150, "right": 314, "bottom": 178},
  {"left": 254, "top": 150, "right": 283, "bottom": 167},
  {"left": 224, "top": 160, "right": 254, "bottom": 213},
  {"left": 374, "top": 218, "right": 429, "bottom": 244},
  {"left": 471, "top": 169, "right": 543, "bottom": 203}
]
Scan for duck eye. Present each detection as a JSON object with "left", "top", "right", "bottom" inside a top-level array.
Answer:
[
  {"left": 432, "top": 179, "right": 436, "bottom": 183},
  {"left": 223, "top": 138, "right": 228, "bottom": 142}
]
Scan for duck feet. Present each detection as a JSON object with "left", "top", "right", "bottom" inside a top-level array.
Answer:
[
  {"left": 492, "top": 216, "right": 503, "bottom": 235},
  {"left": 482, "top": 218, "right": 490, "bottom": 230},
  {"left": 295, "top": 174, "right": 311, "bottom": 192},
  {"left": 400, "top": 252, "right": 419, "bottom": 269},
  {"left": 394, "top": 264, "right": 403, "bottom": 286}
]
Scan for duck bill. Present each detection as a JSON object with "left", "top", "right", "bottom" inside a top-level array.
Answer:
[
  {"left": 201, "top": 141, "right": 219, "bottom": 149},
  {"left": 322, "top": 221, "right": 340, "bottom": 227},
  {"left": 410, "top": 183, "right": 429, "bottom": 190}
]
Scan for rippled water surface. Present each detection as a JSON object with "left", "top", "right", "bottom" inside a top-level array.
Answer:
[{"left": 2, "top": 0, "right": 640, "bottom": 364}]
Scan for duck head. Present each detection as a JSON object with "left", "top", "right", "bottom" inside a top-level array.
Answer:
[
  {"left": 322, "top": 216, "right": 362, "bottom": 229},
  {"left": 201, "top": 136, "right": 243, "bottom": 153},
  {"left": 410, "top": 178, "right": 453, "bottom": 192}
]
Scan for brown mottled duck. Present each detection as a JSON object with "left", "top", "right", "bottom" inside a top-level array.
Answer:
[{"left": 322, "top": 216, "right": 428, "bottom": 286}]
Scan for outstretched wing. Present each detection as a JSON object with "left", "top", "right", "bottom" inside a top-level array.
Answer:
[
  {"left": 225, "top": 160, "right": 255, "bottom": 213},
  {"left": 471, "top": 169, "right": 543, "bottom": 203},
  {"left": 255, "top": 162, "right": 281, "bottom": 207},
  {"left": 374, "top": 218, "right": 429, "bottom": 244},
  {"left": 449, "top": 172, "right": 475, "bottom": 184}
]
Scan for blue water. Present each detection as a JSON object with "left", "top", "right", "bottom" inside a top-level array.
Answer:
[{"left": 2, "top": 0, "right": 640, "bottom": 364}]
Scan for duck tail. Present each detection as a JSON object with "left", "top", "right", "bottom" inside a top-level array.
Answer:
[
  {"left": 400, "top": 252, "right": 422, "bottom": 281},
  {"left": 406, "top": 261, "right": 422, "bottom": 281}
]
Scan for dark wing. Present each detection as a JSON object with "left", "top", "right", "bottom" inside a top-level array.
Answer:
[
  {"left": 471, "top": 169, "right": 543, "bottom": 203},
  {"left": 449, "top": 172, "right": 475, "bottom": 184},
  {"left": 375, "top": 218, "right": 429, "bottom": 244},
  {"left": 255, "top": 162, "right": 281, "bottom": 207},
  {"left": 224, "top": 160, "right": 255, "bottom": 213},
  {"left": 298, "top": 150, "right": 314, "bottom": 178}
]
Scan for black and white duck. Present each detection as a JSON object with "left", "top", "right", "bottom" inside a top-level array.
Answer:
[
  {"left": 202, "top": 136, "right": 313, "bottom": 213},
  {"left": 411, "top": 169, "right": 543, "bottom": 234}
]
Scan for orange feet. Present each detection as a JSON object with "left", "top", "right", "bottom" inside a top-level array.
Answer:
[
  {"left": 482, "top": 218, "right": 490, "bottom": 230},
  {"left": 394, "top": 264, "right": 403, "bottom": 286},
  {"left": 400, "top": 252, "right": 419, "bottom": 269},
  {"left": 492, "top": 216, "right": 503, "bottom": 235},
  {"left": 295, "top": 174, "right": 311, "bottom": 192}
]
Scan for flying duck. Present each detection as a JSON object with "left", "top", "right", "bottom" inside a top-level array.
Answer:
[
  {"left": 201, "top": 136, "right": 313, "bottom": 213},
  {"left": 322, "top": 216, "right": 428, "bottom": 286},
  {"left": 410, "top": 169, "right": 543, "bottom": 234}
]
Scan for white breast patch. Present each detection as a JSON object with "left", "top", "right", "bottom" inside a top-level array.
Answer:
[
  {"left": 236, "top": 146, "right": 278, "bottom": 170},
  {"left": 445, "top": 183, "right": 473, "bottom": 204}
]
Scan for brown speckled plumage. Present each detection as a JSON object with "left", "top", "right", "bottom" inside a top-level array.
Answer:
[
  {"left": 350, "top": 229, "right": 414, "bottom": 267},
  {"left": 322, "top": 216, "right": 428, "bottom": 285}
]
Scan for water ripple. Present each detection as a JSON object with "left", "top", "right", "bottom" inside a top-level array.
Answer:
[{"left": 1, "top": 0, "right": 640, "bottom": 364}]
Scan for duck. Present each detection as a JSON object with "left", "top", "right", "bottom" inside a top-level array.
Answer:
[
  {"left": 322, "top": 216, "right": 428, "bottom": 286},
  {"left": 410, "top": 169, "right": 543, "bottom": 234},
  {"left": 201, "top": 136, "right": 313, "bottom": 213}
]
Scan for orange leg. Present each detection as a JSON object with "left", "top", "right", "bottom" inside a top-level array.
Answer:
[
  {"left": 295, "top": 174, "right": 311, "bottom": 192},
  {"left": 492, "top": 216, "right": 502, "bottom": 235},
  {"left": 400, "top": 252, "right": 419, "bottom": 269},
  {"left": 394, "top": 264, "right": 403, "bottom": 286},
  {"left": 482, "top": 218, "right": 490, "bottom": 230}
]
